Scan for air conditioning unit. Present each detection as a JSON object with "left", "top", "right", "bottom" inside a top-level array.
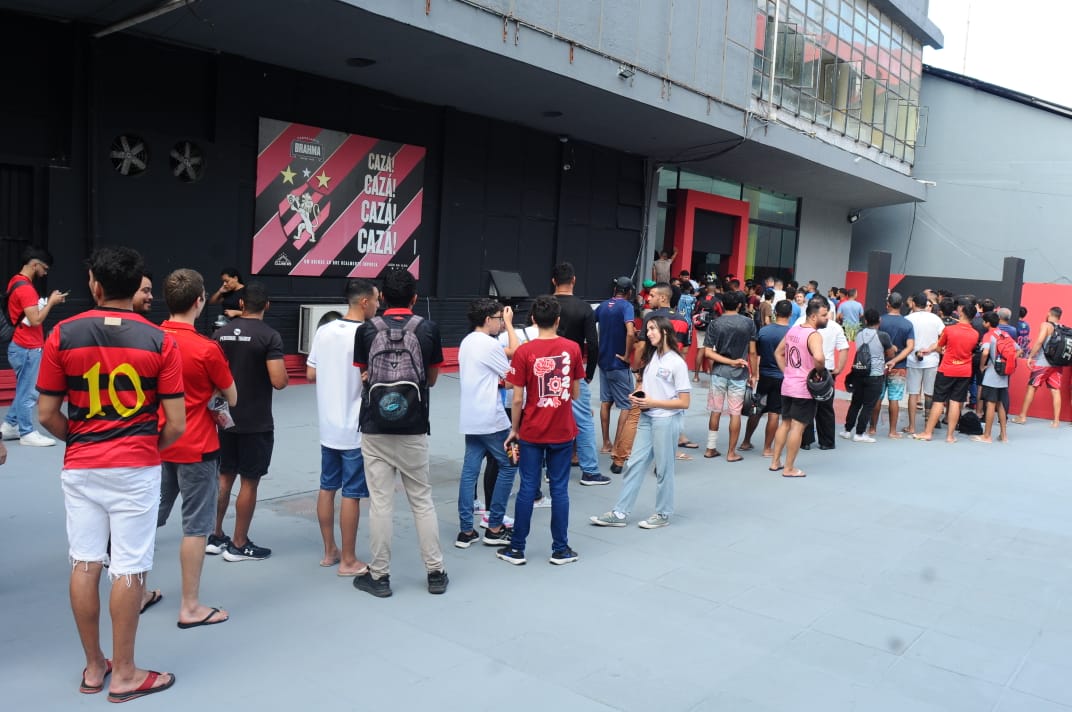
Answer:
[{"left": 298, "top": 304, "right": 350, "bottom": 354}]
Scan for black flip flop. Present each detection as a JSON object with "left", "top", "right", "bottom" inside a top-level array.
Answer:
[
  {"left": 139, "top": 590, "right": 162, "bottom": 614},
  {"left": 176, "top": 607, "right": 228, "bottom": 629},
  {"left": 678, "top": 441, "right": 699, "bottom": 449},
  {"left": 79, "top": 660, "right": 112, "bottom": 694}
]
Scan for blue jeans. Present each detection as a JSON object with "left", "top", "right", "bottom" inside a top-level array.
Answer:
[
  {"left": 573, "top": 378, "right": 600, "bottom": 475},
  {"left": 512, "top": 439, "right": 571, "bottom": 554},
  {"left": 6, "top": 342, "right": 42, "bottom": 436},
  {"left": 458, "top": 429, "right": 517, "bottom": 532},
  {"left": 614, "top": 413, "right": 681, "bottom": 517}
]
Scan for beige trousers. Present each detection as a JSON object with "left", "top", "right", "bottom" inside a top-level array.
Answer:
[{"left": 361, "top": 433, "right": 443, "bottom": 578}]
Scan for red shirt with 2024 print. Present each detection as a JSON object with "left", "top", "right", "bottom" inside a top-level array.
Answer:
[{"left": 506, "top": 337, "right": 582, "bottom": 444}]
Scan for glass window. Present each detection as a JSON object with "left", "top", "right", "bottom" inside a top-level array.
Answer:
[{"left": 657, "top": 167, "right": 678, "bottom": 203}]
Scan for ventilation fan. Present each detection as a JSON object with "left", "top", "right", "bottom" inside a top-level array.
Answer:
[
  {"left": 110, "top": 134, "right": 149, "bottom": 176},
  {"left": 170, "top": 140, "right": 205, "bottom": 183}
]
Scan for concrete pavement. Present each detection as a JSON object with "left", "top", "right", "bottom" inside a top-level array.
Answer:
[{"left": 4, "top": 376, "right": 1072, "bottom": 710}]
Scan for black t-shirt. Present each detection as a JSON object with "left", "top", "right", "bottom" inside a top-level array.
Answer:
[
  {"left": 353, "top": 309, "right": 444, "bottom": 435},
  {"left": 213, "top": 317, "right": 284, "bottom": 433},
  {"left": 554, "top": 294, "right": 599, "bottom": 381}
]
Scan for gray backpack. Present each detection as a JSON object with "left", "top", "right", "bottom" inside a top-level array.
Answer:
[{"left": 364, "top": 315, "right": 427, "bottom": 431}]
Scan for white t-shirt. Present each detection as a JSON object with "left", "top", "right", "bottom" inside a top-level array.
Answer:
[
  {"left": 307, "top": 319, "right": 363, "bottom": 450},
  {"left": 905, "top": 310, "right": 944, "bottom": 369},
  {"left": 459, "top": 331, "right": 512, "bottom": 435},
  {"left": 641, "top": 349, "right": 691, "bottom": 418},
  {"left": 817, "top": 321, "right": 849, "bottom": 370}
]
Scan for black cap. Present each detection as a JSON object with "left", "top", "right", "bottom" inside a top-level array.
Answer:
[{"left": 613, "top": 276, "right": 634, "bottom": 293}]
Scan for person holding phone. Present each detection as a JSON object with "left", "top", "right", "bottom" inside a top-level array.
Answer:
[{"left": 590, "top": 316, "right": 691, "bottom": 530}]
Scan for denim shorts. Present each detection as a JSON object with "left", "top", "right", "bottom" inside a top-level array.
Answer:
[
  {"left": 320, "top": 446, "right": 369, "bottom": 499},
  {"left": 599, "top": 367, "right": 634, "bottom": 409}
]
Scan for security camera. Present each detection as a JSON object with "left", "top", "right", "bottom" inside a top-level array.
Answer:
[
  {"left": 558, "top": 135, "right": 569, "bottom": 143},
  {"left": 563, "top": 163, "right": 573, "bottom": 171},
  {"left": 847, "top": 211, "right": 860, "bottom": 224}
]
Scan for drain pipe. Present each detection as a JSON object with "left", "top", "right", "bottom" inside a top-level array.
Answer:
[
  {"left": 93, "top": 0, "right": 198, "bottom": 38},
  {"left": 768, "top": 0, "right": 780, "bottom": 121}
]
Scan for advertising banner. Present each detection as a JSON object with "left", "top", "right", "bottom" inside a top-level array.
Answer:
[{"left": 252, "top": 118, "right": 425, "bottom": 278}]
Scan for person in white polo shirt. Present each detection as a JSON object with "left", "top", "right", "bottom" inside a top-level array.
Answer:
[{"left": 903, "top": 292, "right": 945, "bottom": 435}]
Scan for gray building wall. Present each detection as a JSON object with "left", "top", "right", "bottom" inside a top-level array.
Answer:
[
  {"left": 849, "top": 71, "right": 1072, "bottom": 284},
  {"left": 797, "top": 198, "right": 854, "bottom": 292}
]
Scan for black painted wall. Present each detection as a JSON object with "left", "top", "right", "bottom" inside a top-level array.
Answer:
[{"left": 0, "top": 13, "right": 645, "bottom": 351}]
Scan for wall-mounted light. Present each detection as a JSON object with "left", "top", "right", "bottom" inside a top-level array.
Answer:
[
  {"left": 847, "top": 211, "right": 860, "bottom": 224},
  {"left": 915, "top": 179, "right": 937, "bottom": 187},
  {"left": 617, "top": 64, "right": 636, "bottom": 79}
]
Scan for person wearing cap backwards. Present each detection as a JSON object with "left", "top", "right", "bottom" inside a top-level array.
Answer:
[
  {"left": 769, "top": 297, "right": 829, "bottom": 478},
  {"left": 595, "top": 278, "right": 637, "bottom": 456}
]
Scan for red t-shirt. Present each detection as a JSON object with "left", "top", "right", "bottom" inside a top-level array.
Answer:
[
  {"left": 937, "top": 321, "right": 979, "bottom": 378},
  {"left": 6, "top": 274, "right": 43, "bottom": 348},
  {"left": 158, "top": 321, "right": 235, "bottom": 464},
  {"left": 506, "top": 336, "right": 582, "bottom": 444},
  {"left": 37, "top": 308, "right": 184, "bottom": 469}
]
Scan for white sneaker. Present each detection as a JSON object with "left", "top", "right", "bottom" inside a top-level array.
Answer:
[
  {"left": 481, "top": 513, "right": 514, "bottom": 529},
  {"left": 473, "top": 499, "right": 486, "bottom": 514},
  {"left": 838, "top": 430, "right": 853, "bottom": 440},
  {"left": 1, "top": 422, "right": 19, "bottom": 440},
  {"left": 853, "top": 434, "right": 876, "bottom": 443},
  {"left": 533, "top": 496, "right": 553, "bottom": 509},
  {"left": 20, "top": 431, "right": 56, "bottom": 447}
]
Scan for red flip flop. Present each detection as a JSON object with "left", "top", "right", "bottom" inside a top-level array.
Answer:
[{"left": 107, "top": 671, "right": 175, "bottom": 704}]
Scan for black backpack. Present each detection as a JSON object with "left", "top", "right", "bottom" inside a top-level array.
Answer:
[
  {"left": 852, "top": 330, "right": 877, "bottom": 372},
  {"left": 957, "top": 410, "right": 983, "bottom": 436},
  {"left": 0, "top": 278, "right": 30, "bottom": 346},
  {"left": 1043, "top": 323, "right": 1072, "bottom": 366},
  {"left": 363, "top": 315, "right": 428, "bottom": 431}
]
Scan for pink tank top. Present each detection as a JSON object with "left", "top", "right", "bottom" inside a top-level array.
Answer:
[{"left": 781, "top": 324, "right": 816, "bottom": 399}]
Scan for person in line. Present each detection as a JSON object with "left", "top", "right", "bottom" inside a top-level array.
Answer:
[
  {"left": 154, "top": 268, "right": 234, "bottom": 628},
  {"left": 1013, "top": 306, "right": 1063, "bottom": 427},
  {"left": 3, "top": 245, "right": 65, "bottom": 446},
  {"left": 903, "top": 292, "right": 945, "bottom": 436},
  {"left": 455, "top": 298, "right": 519, "bottom": 549},
  {"left": 802, "top": 295, "right": 848, "bottom": 451},
  {"left": 837, "top": 288, "right": 863, "bottom": 340},
  {"left": 37, "top": 245, "right": 185, "bottom": 702},
  {"left": 975, "top": 311, "right": 1010, "bottom": 443},
  {"left": 870, "top": 293, "right": 915, "bottom": 438},
  {"left": 740, "top": 299, "right": 792, "bottom": 456},
  {"left": 769, "top": 298, "right": 829, "bottom": 478},
  {"left": 132, "top": 273, "right": 153, "bottom": 318},
  {"left": 589, "top": 316, "right": 691, "bottom": 529},
  {"left": 595, "top": 277, "right": 636, "bottom": 456},
  {"left": 307, "top": 278, "right": 379, "bottom": 575},
  {"left": 352, "top": 269, "right": 448, "bottom": 597},
  {"left": 702, "top": 290, "right": 756, "bottom": 462},
  {"left": 210, "top": 282, "right": 288, "bottom": 561},
  {"left": 914, "top": 299, "right": 980, "bottom": 442},
  {"left": 497, "top": 296, "right": 581, "bottom": 566},
  {"left": 551, "top": 263, "right": 609, "bottom": 486},
  {"left": 840, "top": 309, "right": 893, "bottom": 443},
  {"left": 691, "top": 278, "right": 722, "bottom": 381},
  {"left": 207, "top": 268, "right": 244, "bottom": 322}
]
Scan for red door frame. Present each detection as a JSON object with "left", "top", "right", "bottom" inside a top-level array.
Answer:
[{"left": 667, "top": 189, "right": 749, "bottom": 281}]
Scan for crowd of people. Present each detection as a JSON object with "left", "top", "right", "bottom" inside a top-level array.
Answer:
[{"left": 2, "top": 243, "right": 1064, "bottom": 702}]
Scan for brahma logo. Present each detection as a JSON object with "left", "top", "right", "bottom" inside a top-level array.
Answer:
[
  {"left": 274, "top": 253, "right": 292, "bottom": 267},
  {"left": 291, "top": 136, "right": 323, "bottom": 161}
]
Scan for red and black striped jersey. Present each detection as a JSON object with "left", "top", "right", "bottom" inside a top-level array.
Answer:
[{"left": 37, "top": 307, "right": 184, "bottom": 469}]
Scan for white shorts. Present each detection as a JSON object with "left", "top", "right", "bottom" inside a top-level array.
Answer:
[
  {"left": 62, "top": 465, "right": 161, "bottom": 577},
  {"left": 906, "top": 366, "right": 938, "bottom": 397}
]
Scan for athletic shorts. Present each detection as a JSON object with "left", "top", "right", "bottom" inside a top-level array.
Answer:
[
  {"left": 980, "top": 385, "right": 1007, "bottom": 405},
  {"left": 62, "top": 466, "right": 161, "bottom": 576},
  {"left": 159, "top": 459, "right": 219, "bottom": 537},
  {"left": 932, "top": 374, "right": 970, "bottom": 405},
  {"left": 1029, "top": 367, "right": 1062, "bottom": 390},
  {"left": 320, "top": 446, "right": 369, "bottom": 499},
  {"left": 880, "top": 370, "right": 906, "bottom": 402},
  {"left": 707, "top": 375, "right": 747, "bottom": 415},
  {"left": 599, "top": 367, "right": 634, "bottom": 410},
  {"left": 906, "top": 366, "right": 937, "bottom": 397},
  {"left": 781, "top": 395, "right": 817, "bottom": 425},
  {"left": 220, "top": 431, "right": 274, "bottom": 478},
  {"left": 756, "top": 375, "right": 783, "bottom": 414}
]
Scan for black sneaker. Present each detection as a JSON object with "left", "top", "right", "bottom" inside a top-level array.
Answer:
[
  {"left": 455, "top": 530, "right": 480, "bottom": 549},
  {"left": 609, "top": 463, "right": 623, "bottom": 475},
  {"left": 205, "top": 534, "right": 231, "bottom": 556},
  {"left": 549, "top": 547, "right": 579, "bottom": 565},
  {"left": 482, "top": 527, "right": 512, "bottom": 546},
  {"left": 353, "top": 571, "right": 392, "bottom": 598},
  {"left": 496, "top": 547, "right": 527, "bottom": 565},
  {"left": 222, "top": 539, "right": 271, "bottom": 562},
  {"left": 427, "top": 570, "right": 449, "bottom": 594},
  {"left": 580, "top": 472, "right": 611, "bottom": 486}
]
